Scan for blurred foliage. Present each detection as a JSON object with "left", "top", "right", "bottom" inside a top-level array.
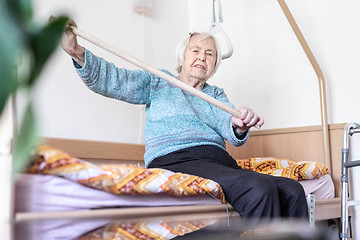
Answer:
[{"left": 0, "top": 0, "right": 68, "bottom": 174}]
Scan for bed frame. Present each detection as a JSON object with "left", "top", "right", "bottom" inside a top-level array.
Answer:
[{"left": 14, "top": 123, "right": 344, "bottom": 222}]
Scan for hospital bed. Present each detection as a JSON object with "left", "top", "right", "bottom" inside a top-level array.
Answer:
[{"left": 14, "top": 127, "right": 339, "bottom": 223}]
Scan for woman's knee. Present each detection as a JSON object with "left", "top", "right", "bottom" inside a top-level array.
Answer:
[
  {"left": 285, "top": 179, "right": 307, "bottom": 199},
  {"left": 223, "top": 174, "right": 281, "bottom": 218},
  {"left": 225, "top": 173, "right": 279, "bottom": 201},
  {"left": 249, "top": 175, "right": 279, "bottom": 199}
]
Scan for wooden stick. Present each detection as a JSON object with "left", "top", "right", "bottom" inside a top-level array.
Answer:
[{"left": 70, "top": 26, "right": 243, "bottom": 118}]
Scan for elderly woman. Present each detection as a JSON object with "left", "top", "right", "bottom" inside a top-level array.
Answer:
[{"left": 61, "top": 20, "right": 308, "bottom": 220}]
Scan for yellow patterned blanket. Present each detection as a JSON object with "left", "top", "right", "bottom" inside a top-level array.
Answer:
[{"left": 236, "top": 157, "right": 328, "bottom": 181}]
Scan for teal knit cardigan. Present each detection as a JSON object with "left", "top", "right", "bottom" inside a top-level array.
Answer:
[{"left": 75, "top": 49, "right": 248, "bottom": 167}]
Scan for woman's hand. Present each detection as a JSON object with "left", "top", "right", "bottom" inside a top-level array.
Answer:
[
  {"left": 50, "top": 16, "right": 85, "bottom": 66},
  {"left": 231, "top": 107, "right": 264, "bottom": 134}
]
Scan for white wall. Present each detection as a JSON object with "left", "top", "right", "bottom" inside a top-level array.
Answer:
[
  {"left": 188, "top": 0, "right": 360, "bottom": 130},
  {"left": 32, "top": 0, "right": 188, "bottom": 143},
  {"left": 31, "top": 0, "right": 359, "bottom": 143}
]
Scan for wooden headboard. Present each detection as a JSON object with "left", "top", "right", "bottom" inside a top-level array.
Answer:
[{"left": 44, "top": 137, "right": 146, "bottom": 166}]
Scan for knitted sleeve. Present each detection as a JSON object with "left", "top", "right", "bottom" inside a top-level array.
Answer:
[
  {"left": 74, "top": 48, "right": 152, "bottom": 105},
  {"left": 211, "top": 87, "right": 249, "bottom": 147}
]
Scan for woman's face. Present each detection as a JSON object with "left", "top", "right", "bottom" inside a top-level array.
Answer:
[{"left": 180, "top": 34, "right": 217, "bottom": 86}]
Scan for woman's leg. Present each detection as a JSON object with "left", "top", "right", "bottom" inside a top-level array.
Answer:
[
  {"left": 267, "top": 175, "right": 309, "bottom": 218},
  {"left": 148, "top": 146, "right": 283, "bottom": 219}
]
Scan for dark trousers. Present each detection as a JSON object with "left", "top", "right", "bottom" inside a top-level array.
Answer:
[{"left": 148, "top": 145, "right": 309, "bottom": 219}]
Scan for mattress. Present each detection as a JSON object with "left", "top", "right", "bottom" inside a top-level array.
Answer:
[
  {"left": 14, "top": 174, "right": 221, "bottom": 213},
  {"left": 298, "top": 173, "right": 335, "bottom": 199},
  {"left": 14, "top": 173, "right": 335, "bottom": 213}
]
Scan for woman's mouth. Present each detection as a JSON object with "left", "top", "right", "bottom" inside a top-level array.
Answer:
[{"left": 194, "top": 64, "right": 206, "bottom": 70}]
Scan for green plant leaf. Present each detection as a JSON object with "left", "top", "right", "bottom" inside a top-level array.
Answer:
[
  {"left": 12, "top": 103, "right": 40, "bottom": 174},
  {"left": 0, "top": 49, "right": 17, "bottom": 116},
  {"left": 1, "top": 0, "right": 69, "bottom": 175},
  {"left": 5, "top": 0, "right": 33, "bottom": 26},
  {"left": 28, "top": 16, "right": 68, "bottom": 86},
  {"left": 0, "top": 2, "right": 22, "bottom": 116}
]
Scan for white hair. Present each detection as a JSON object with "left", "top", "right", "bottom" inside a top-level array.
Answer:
[{"left": 175, "top": 32, "right": 222, "bottom": 74}]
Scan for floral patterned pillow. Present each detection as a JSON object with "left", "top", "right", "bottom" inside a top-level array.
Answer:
[
  {"left": 236, "top": 157, "right": 328, "bottom": 181},
  {"left": 28, "top": 145, "right": 226, "bottom": 203}
]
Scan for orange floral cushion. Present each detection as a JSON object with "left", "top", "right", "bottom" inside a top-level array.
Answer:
[{"left": 236, "top": 157, "right": 328, "bottom": 181}]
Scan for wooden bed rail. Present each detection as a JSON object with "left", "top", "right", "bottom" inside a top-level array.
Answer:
[{"left": 15, "top": 204, "right": 238, "bottom": 222}]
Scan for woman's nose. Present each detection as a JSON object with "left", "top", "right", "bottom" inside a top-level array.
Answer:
[{"left": 198, "top": 53, "right": 205, "bottom": 61}]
